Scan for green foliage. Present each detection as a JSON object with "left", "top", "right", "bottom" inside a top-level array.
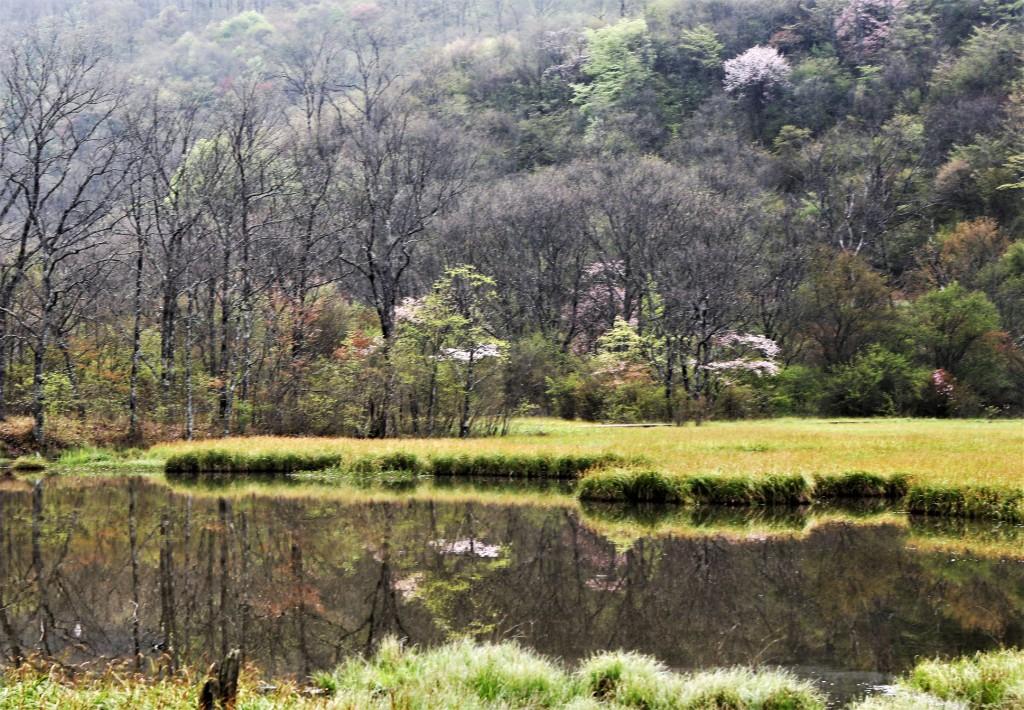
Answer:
[
  {"left": 677, "top": 25, "right": 723, "bottom": 71},
  {"left": 929, "top": 26, "right": 1024, "bottom": 100},
  {"left": 216, "top": 11, "right": 274, "bottom": 42},
  {"left": 42, "top": 372, "right": 75, "bottom": 417},
  {"left": 573, "top": 19, "right": 654, "bottom": 116},
  {"left": 824, "top": 346, "right": 928, "bottom": 416},
  {"left": 907, "top": 283, "right": 1002, "bottom": 374},
  {"left": 761, "top": 365, "right": 824, "bottom": 416},
  {"left": 58, "top": 446, "right": 118, "bottom": 466}
]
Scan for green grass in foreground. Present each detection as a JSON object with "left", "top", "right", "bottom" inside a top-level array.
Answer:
[
  {"left": 850, "top": 648, "right": 1024, "bottom": 709},
  {"left": 319, "top": 637, "right": 825, "bottom": 709},
  {"left": 3, "top": 642, "right": 1020, "bottom": 709}
]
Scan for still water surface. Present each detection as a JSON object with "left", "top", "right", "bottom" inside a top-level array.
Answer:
[{"left": 0, "top": 475, "right": 1021, "bottom": 704}]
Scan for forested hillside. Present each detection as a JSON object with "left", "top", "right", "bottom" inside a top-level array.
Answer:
[{"left": 0, "top": 0, "right": 1022, "bottom": 445}]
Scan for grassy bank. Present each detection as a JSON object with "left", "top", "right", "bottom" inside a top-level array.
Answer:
[
  {"left": 164, "top": 448, "right": 619, "bottom": 478},
  {"left": 147, "top": 418, "right": 1023, "bottom": 487},
  {"left": 576, "top": 468, "right": 1023, "bottom": 523},
  {"left": 34, "top": 418, "right": 1023, "bottom": 523},
  {"left": 4, "top": 642, "right": 1020, "bottom": 709},
  {"left": 850, "top": 648, "right": 1024, "bottom": 709}
]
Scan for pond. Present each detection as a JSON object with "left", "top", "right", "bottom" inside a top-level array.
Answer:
[{"left": 0, "top": 475, "right": 1022, "bottom": 706}]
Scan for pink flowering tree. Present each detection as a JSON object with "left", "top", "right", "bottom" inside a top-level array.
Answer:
[
  {"left": 566, "top": 260, "right": 632, "bottom": 354},
  {"left": 835, "top": 0, "right": 904, "bottom": 64}
]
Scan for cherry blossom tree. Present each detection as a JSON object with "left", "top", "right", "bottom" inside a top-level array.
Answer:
[
  {"left": 723, "top": 46, "right": 791, "bottom": 100},
  {"left": 723, "top": 45, "right": 791, "bottom": 138}
]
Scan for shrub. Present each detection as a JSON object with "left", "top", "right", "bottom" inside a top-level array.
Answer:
[{"left": 823, "top": 345, "right": 928, "bottom": 416}]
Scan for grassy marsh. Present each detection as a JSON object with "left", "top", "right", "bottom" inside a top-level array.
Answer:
[
  {"left": 148, "top": 418, "right": 1024, "bottom": 487},
  {"left": 32, "top": 418, "right": 1023, "bottom": 524}
]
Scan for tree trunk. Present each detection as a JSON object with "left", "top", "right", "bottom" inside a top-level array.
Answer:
[{"left": 129, "top": 242, "right": 145, "bottom": 440}]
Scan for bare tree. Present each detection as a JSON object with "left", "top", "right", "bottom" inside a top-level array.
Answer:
[
  {"left": 333, "top": 23, "right": 472, "bottom": 436},
  {"left": 1, "top": 29, "right": 128, "bottom": 444}
]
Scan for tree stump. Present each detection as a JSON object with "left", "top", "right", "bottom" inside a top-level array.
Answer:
[{"left": 199, "top": 648, "right": 240, "bottom": 710}]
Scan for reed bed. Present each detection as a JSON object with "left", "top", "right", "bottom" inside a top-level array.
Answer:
[
  {"left": 166, "top": 448, "right": 620, "bottom": 480},
  {"left": 905, "top": 483, "right": 1024, "bottom": 524}
]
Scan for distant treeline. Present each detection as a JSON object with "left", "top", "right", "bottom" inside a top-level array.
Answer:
[{"left": 0, "top": 0, "right": 1021, "bottom": 445}]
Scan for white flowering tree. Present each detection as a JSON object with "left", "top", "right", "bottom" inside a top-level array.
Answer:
[
  {"left": 723, "top": 45, "right": 791, "bottom": 137},
  {"left": 724, "top": 46, "right": 791, "bottom": 98},
  {"left": 396, "top": 266, "right": 506, "bottom": 437}
]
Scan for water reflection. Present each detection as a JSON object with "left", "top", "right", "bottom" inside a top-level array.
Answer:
[{"left": 0, "top": 476, "right": 1021, "bottom": 704}]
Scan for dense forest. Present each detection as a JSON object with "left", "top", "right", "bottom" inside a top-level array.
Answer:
[{"left": 0, "top": 0, "right": 1022, "bottom": 445}]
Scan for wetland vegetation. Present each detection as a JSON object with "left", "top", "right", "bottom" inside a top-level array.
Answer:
[
  {"left": 1, "top": 471, "right": 1022, "bottom": 707},
  {"left": 1, "top": 0, "right": 1023, "bottom": 704}
]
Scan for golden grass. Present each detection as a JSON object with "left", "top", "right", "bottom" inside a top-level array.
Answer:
[{"left": 150, "top": 417, "right": 1024, "bottom": 488}]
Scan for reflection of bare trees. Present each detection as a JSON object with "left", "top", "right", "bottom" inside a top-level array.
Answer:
[
  {"left": 158, "top": 507, "right": 179, "bottom": 672},
  {"left": 0, "top": 478, "right": 1021, "bottom": 683},
  {"left": 128, "top": 480, "right": 142, "bottom": 669},
  {"left": 0, "top": 493, "right": 24, "bottom": 664}
]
